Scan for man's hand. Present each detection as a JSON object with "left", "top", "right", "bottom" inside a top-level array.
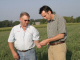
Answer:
[
  {"left": 40, "top": 40, "right": 48, "bottom": 46},
  {"left": 8, "top": 42, "right": 20, "bottom": 60},
  {"left": 36, "top": 43, "right": 42, "bottom": 48},
  {"left": 12, "top": 51, "right": 20, "bottom": 60},
  {"left": 34, "top": 40, "right": 42, "bottom": 48}
]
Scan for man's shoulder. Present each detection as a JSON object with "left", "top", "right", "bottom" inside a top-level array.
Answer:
[
  {"left": 55, "top": 14, "right": 62, "bottom": 18},
  {"left": 28, "top": 25, "right": 36, "bottom": 29},
  {"left": 55, "top": 14, "right": 65, "bottom": 21},
  {"left": 28, "top": 25, "right": 38, "bottom": 31},
  {"left": 12, "top": 24, "right": 20, "bottom": 29}
]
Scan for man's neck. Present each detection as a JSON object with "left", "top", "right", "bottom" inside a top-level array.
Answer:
[
  {"left": 22, "top": 26, "right": 27, "bottom": 31},
  {"left": 51, "top": 14, "right": 55, "bottom": 20},
  {"left": 21, "top": 24, "right": 28, "bottom": 31}
]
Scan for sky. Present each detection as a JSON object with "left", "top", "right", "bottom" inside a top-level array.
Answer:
[{"left": 0, "top": 0, "right": 80, "bottom": 21}]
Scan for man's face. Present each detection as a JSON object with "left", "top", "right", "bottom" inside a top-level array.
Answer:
[
  {"left": 41, "top": 11, "right": 51, "bottom": 21},
  {"left": 20, "top": 15, "right": 30, "bottom": 27}
]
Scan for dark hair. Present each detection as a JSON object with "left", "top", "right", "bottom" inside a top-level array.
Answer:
[
  {"left": 20, "top": 12, "right": 30, "bottom": 18},
  {"left": 39, "top": 5, "right": 54, "bottom": 14}
]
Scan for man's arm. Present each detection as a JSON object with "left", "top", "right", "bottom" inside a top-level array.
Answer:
[
  {"left": 8, "top": 42, "right": 20, "bottom": 59},
  {"left": 40, "top": 33, "right": 65, "bottom": 46},
  {"left": 40, "top": 16, "right": 67, "bottom": 46},
  {"left": 34, "top": 40, "right": 42, "bottom": 48}
]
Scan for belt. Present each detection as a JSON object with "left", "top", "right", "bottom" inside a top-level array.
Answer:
[
  {"left": 49, "top": 41, "right": 65, "bottom": 45},
  {"left": 17, "top": 49, "right": 32, "bottom": 52}
]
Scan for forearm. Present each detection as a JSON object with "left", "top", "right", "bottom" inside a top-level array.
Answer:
[
  {"left": 46, "top": 33, "right": 65, "bottom": 43},
  {"left": 34, "top": 40, "right": 42, "bottom": 48},
  {"left": 34, "top": 40, "right": 40, "bottom": 46},
  {"left": 8, "top": 42, "right": 16, "bottom": 54},
  {"left": 8, "top": 42, "right": 20, "bottom": 59}
]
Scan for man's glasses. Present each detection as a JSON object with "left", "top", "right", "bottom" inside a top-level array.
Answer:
[{"left": 24, "top": 20, "right": 30, "bottom": 22}]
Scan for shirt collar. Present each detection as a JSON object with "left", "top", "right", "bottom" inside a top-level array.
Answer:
[
  {"left": 48, "top": 14, "right": 57, "bottom": 23},
  {"left": 48, "top": 19, "right": 54, "bottom": 22},
  {"left": 19, "top": 24, "right": 21, "bottom": 28},
  {"left": 19, "top": 24, "right": 30, "bottom": 28}
]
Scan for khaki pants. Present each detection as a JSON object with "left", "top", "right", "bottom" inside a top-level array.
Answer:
[{"left": 48, "top": 43, "right": 67, "bottom": 60}]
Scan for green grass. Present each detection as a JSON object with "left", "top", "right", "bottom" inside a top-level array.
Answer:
[
  {"left": 0, "top": 27, "right": 12, "bottom": 32},
  {"left": 66, "top": 23, "right": 80, "bottom": 60},
  {"left": 0, "top": 23, "right": 80, "bottom": 60}
]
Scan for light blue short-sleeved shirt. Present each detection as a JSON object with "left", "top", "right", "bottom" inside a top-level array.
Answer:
[{"left": 8, "top": 24, "right": 40, "bottom": 50}]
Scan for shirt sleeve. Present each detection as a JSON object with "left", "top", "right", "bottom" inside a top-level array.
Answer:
[
  {"left": 57, "top": 16, "right": 67, "bottom": 34},
  {"left": 32, "top": 27, "right": 40, "bottom": 40},
  {"left": 8, "top": 27, "right": 15, "bottom": 42}
]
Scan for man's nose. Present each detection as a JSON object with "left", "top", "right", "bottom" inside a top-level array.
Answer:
[
  {"left": 25, "top": 21, "right": 28, "bottom": 23},
  {"left": 44, "top": 17, "right": 47, "bottom": 19}
]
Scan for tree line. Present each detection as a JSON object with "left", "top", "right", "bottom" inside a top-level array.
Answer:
[
  {"left": 64, "top": 16, "right": 80, "bottom": 23},
  {"left": 0, "top": 20, "right": 19, "bottom": 28},
  {"left": 0, "top": 16, "right": 80, "bottom": 28}
]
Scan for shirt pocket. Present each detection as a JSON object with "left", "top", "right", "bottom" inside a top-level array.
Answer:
[
  {"left": 25, "top": 32, "right": 33, "bottom": 42},
  {"left": 15, "top": 32, "right": 21, "bottom": 40}
]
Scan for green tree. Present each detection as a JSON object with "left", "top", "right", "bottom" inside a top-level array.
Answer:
[
  {"left": 70, "top": 16, "right": 74, "bottom": 23},
  {"left": 12, "top": 21, "right": 20, "bottom": 26},
  {"left": 76, "top": 16, "right": 80, "bottom": 23}
]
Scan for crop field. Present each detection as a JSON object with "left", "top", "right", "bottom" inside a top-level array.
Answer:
[{"left": 0, "top": 23, "right": 80, "bottom": 60}]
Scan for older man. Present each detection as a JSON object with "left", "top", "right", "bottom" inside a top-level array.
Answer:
[{"left": 8, "top": 12, "right": 41, "bottom": 60}]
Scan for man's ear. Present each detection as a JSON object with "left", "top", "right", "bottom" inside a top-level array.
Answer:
[
  {"left": 48, "top": 11, "right": 51, "bottom": 14},
  {"left": 20, "top": 18, "right": 22, "bottom": 21}
]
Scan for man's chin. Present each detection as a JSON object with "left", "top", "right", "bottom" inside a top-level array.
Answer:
[
  {"left": 23, "top": 24, "right": 28, "bottom": 27},
  {"left": 48, "top": 19, "right": 51, "bottom": 21}
]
